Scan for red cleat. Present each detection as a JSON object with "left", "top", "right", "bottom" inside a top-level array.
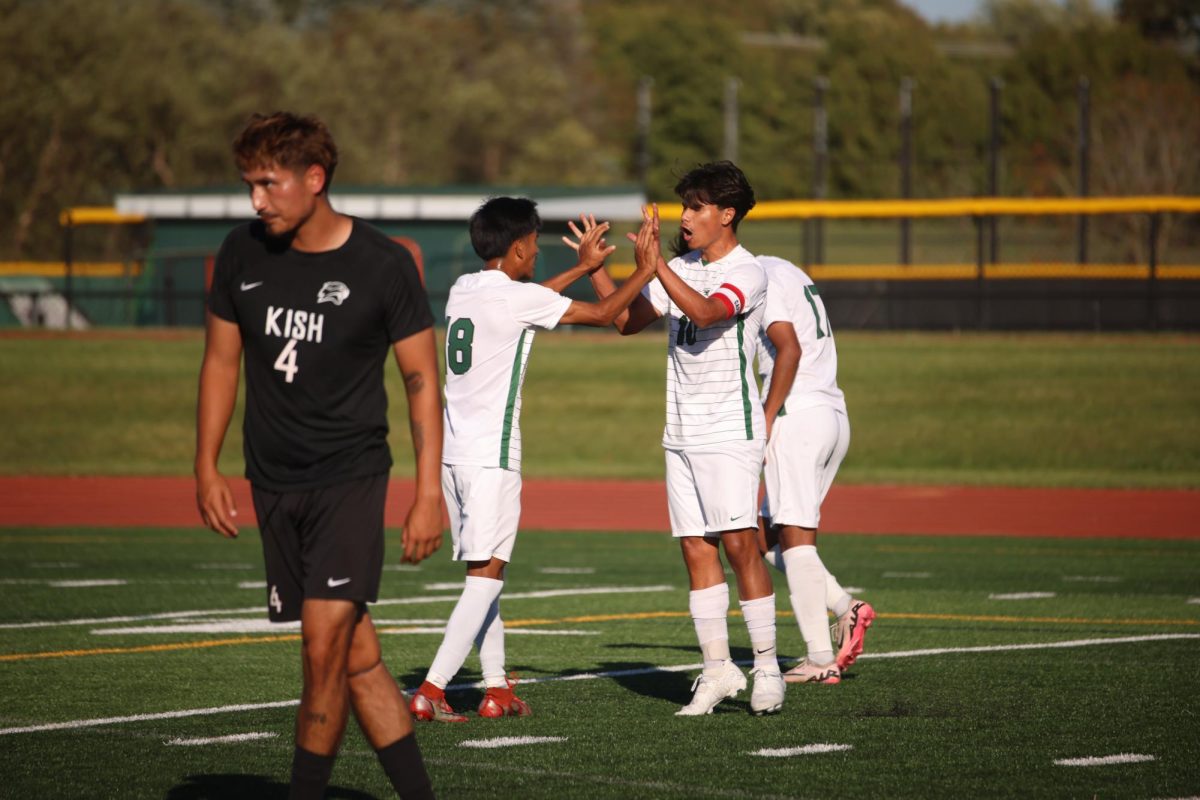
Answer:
[
  {"left": 409, "top": 682, "right": 467, "bottom": 723},
  {"left": 477, "top": 677, "right": 532, "bottom": 718}
]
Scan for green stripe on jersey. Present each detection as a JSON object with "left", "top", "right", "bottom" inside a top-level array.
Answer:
[
  {"left": 736, "top": 315, "right": 753, "bottom": 439},
  {"left": 499, "top": 330, "right": 529, "bottom": 469}
]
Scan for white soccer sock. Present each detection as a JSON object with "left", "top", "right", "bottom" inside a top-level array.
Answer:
[
  {"left": 474, "top": 594, "right": 508, "bottom": 689},
  {"left": 425, "top": 575, "right": 504, "bottom": 689},
  {"left": 689, "top": 584, "right": 731, "bottom": 675},
  {"left": 764, "top": 543, "right": 786, "bottom": 573},
  {"left": 784, "top": 545, "right": 835, "bottom": 665},
  {"left": 738, "top": 594, "right": 779, "bottom": 672},
  {"left": 826, "top": 569, "right": 852, "bottom": 618}
]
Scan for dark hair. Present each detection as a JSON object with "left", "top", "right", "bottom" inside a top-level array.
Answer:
[
  {"left": 469, "top": 197, "right": 542, "bottom": 261},
  {"left": 674, "top": 160, "right": 756, "bottom": 232},
  {"left": 233, "top": 112, "right": 338, "bottom": 194}
]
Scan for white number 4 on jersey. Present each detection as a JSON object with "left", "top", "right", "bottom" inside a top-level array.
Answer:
[{"left": 274, "top": 338, "right": 299, "bottom": 383}]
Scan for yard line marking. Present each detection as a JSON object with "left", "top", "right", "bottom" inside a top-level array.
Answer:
[
  {"left": 0, "top": 578, "right": 127, "bottom": 588},
  {"left": 1188, "top": 598, "right": 1200, "bottom": 605},
  {"left": 1053, "top": 753, "right": 1156, "bottom": 767},
  {"left": 0, "top": 700, "right": 300, "bottom": 736},
  {"left": 0, "top": 584, "right": 676, "bottom": 629},
  {"left": 750, "top": 744, "right": 854, "bottom": 757},
  {"left": 459, "top": 736, "right": 567, "bottom": 749},
  {"left": 4, "top": 634, "right": 1197, "bottom": 737},
  {"left": 167, "top": 732, "right": 277, "bottom": 746},
  {"left": 858, "top": 633, "right": 1200, "bottom": 660},
  {"left": 989, "top": 592, "right": 1057, "bottom": 600},
  {"left": 422, "top": 582, "right": 464, "bottom": 591},
  {"left": 383, "top": 564, "right": 422, "bottom": 571},
  {"left": 237, "top": 581, "right": 267, "bottom": 589},
  {"left": 881, "top": 612, "right": 1199, "bottom": 627},
  {"left": 379, "top": 627, "right": 597, "bottom": 636},
  {"left": 93, "top": 620, "right": 301, "bottom": 635},
  {"left": 539, "top": 567, "right": 595, "bottom": 575},
  {"left": 0, "top": 634, "right": 300, "bottom": 663}
]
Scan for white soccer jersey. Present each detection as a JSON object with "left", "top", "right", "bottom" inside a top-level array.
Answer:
[
  {"left": 757, "top": 256, "right": 846, "bottom": 415},
  {"left": 643, "top": 244, "right": 768, "bottom": 448},
  {"left": 442, "top": 270, "right": 571, "bottom": 470}
]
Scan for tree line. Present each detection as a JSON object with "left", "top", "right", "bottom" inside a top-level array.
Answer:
[{"left": 1, "top": 0, "right": 1197, "bottom": 259}]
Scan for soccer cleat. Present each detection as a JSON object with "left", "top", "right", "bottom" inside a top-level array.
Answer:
[
  {"left": 477, "top": 677, "right": 532, "bottom": 718},
  {"left": 675, "top": 660, "right": 747, "bottom": 716},
  {"left": 409, "top": 683, "right": 468, "bottom": 723},
  {"left": 832, "top": 599, "right": 876, "bottom": 671},
  {"left": 783, "top": 658, "right": 841, "bottom": 684},
  {"left": 749, "top": 668, "right": 785, "bottom": 715}
]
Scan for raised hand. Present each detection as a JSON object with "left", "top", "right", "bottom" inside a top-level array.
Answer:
[{"left": 561, "top": 213, "right": 617, "bottom": 272}]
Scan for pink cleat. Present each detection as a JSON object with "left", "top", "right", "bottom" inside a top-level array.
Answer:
[{"left": 833, "top": 599, "right": 875, "bottom": 671}]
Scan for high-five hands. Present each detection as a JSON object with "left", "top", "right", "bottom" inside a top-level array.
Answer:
[
  {"left": 561, "top": 213, "right": 617, "bottom": 272},
  {"left": 626, "top": 203, "right": 664, "bottom": 275}
]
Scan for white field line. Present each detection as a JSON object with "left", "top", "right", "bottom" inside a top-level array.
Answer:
[
  {"left": 0, "top": 584, "right": 676, "bottom": 630},
  {"left": 1188, "top": 598, "right": 1200, "bottom": 605},
  {"left": 0, "top": 579, "right": 126, "bottom": 588},
  {"left": 1053, "top": 753, "right": 1156, "bottom": 766},
  {"left": 857, "top": 633, "right": 1200, "bottom": 660},
  {"left": 750, "top": 744, "right": 854, "bottom": 757},
  {"left": 539, "top": 567, "right": 595, "bottom": 575},
  {"left": 989, "top": 592, "right": 1057, "bottom": 600},
  {"left": 1062, "top": 575, "right": 1122, "bottom": 583},
  {"left": 882, "top": 572, "right": 931, "bottom": 579},
  {"left": 5, "top": 633, "right": 1196, "bottom": 738},
  {"left": 167, "top": 732, "right": 277, "bottom": 746},
  {"left": 423, "top": 583, "right": 464, "bottom": 591},
  {"left": 379, "top": 628, "right": 597, "bottom": 636},
  {"left": 237, "top": 581, "right": 267, "bottom": 589},
  {"left": 459, "top": 736, "right": 568, "bottom": 749}
]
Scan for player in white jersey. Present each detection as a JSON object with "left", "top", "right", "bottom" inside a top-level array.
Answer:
[
  {"left": 756, "top": 256, "right": 874, "bottom": 684},
  {"left": 589, "top": 162, "right": 785, "bottom": 716},
  {"left": 410, "top": 197, "right": 656, "bottom": 723}
]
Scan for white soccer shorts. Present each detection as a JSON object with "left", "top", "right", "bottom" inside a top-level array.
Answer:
[
  {"left": 761, "top": 406, "right": 850, "bottom": 530},
  {"left": 664, "top": 439, "right": 765, "bottom": 537},
  {"left": 441, "top": 463, "right": 522, "bottom": 562}
]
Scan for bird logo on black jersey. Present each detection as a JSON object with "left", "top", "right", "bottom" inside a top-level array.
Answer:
[{"left": 317, "top": 281, "right": 351, "bottom": 306}]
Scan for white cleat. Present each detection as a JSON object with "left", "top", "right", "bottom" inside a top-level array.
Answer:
[
  {"left": 675, "top": 660, "right": 747, "bottom": 716},
  {"left": 783, "top": 658, "right": 841, "bottom": 684},
  {"left": 749, "top": 668, "right": 785, "bottom": 715}
]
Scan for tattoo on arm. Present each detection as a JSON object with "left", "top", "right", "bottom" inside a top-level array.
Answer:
[{"left": 403, "top": 371, "right": 425, "bottom": 394}]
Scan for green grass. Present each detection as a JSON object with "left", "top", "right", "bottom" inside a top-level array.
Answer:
[
  {"left": 1, "top": 330, "right": 1198, "bottom": 487},
  {"left": 1, "top": 527, "right": 1197, "bottom": 798}
]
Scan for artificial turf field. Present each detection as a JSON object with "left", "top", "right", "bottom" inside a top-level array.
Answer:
[{"left": 2, "top": 526, "right": 1197, "bottom": 799}]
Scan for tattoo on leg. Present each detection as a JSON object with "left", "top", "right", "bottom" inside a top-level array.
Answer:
[{"left": 304, "top": 711, "right": 328, "bottom": 725}]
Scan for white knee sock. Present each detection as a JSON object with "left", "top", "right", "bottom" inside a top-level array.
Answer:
[
  {"left": 764, "top": 544, "right": 786, "bottom": 573},
  {"left": 689, "top": 584, "right": 731, "bottom": 676},
  {"left": 783, "top": 545, "right": 835, "bottom": 665},
  {"left": 826, "top": 569, "right": 852, "bottom": 618},
  {"left": 425, "top": 575, "right": 504, "bottom": 689},
  {"left": 739, "top": 594, "right": 779, "bottom": 672},
  {"left": 474, "top": 594, "right": 508, "bottom": 689}
]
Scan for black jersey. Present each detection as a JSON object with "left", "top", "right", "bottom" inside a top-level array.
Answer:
[{"left": 209, "top": 218, "right": 434, "bottom": 491}]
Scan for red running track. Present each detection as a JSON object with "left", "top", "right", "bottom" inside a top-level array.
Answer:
[{"left": 0, "top": 477, "right": 1197, "bottom": 540}]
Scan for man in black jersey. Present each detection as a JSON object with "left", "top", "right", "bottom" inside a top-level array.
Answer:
[{"left": 196, "top": 112, "right": 439, "bottom": 799}]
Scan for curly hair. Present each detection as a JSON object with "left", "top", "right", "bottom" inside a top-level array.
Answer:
[{"left": 232, "top": 112, "right": 338, "bottom": 194}]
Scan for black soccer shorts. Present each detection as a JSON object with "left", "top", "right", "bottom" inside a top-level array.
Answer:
[{"left": 250, "top": 472, "right": 388, "bottom": 622}]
